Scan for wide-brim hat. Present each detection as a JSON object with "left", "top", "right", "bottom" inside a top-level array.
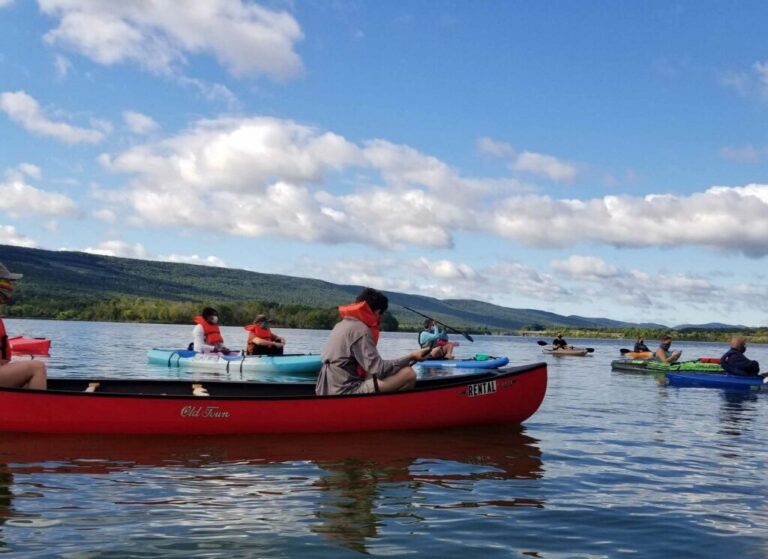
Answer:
[{"left": 0, "top": 263, "right": 22, "bottom": 280}]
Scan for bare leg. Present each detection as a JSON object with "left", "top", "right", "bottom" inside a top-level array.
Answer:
[
  {"left": 377, "top": 366, "right": 416, "bottom": 392},
  {"left": 0, "top": 360, "right": 47, "bottom": 390}
]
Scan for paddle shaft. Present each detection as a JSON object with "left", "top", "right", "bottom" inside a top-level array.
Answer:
[{"left": 402, "top": 306, "right": 474, "bottom": 343}]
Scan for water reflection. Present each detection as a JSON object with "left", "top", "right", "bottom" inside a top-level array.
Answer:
[
  {"left": 717, "top": 391, "right": 759, "bottom": 437},
  {"left": 0, "top": 426, "right": 543, "bottom": 554}
]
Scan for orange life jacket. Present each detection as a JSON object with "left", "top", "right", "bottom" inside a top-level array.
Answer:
[
  {"left": 244, "top": 323, "right": 277, "bottom": 353},
  {"left": 193, "top": 315, "right": 224, "bottom": 345},
  {"left": 338, "top": 301, "right": 381, "bottom": 378},
  {"left": 0, "top": 317, "right": 10, "bottom": 361}
]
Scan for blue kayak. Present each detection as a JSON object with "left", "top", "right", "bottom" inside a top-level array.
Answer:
[
  {"left": 147, "top": 348, "right": 322, "bottom": 377},
  {"left": 418, "top": 355, "right": 510, "bottom": 369},
  {"left": 666, "top": 372, "right": 768, "bottom": 391}
]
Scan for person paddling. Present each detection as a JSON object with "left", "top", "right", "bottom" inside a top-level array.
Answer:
[
  {"left": 634, "top": 336, "right": 650, "bottom": 353},
  {"left": 419, "top": 319, "right": 456, "bottom": 359},
  {"left": 654, "top": 335, "right": 681, "bottom": 364},
  {"left": 0, "top": 263, "right": 47, "bottom": 390},
  {"left": 244, "top": 314, "right": 286, "bottom": 355},
  {"left": 552, "top": 333, "right": 570, "bottom": 350},
  {"left": 721, "top": 336, "right": 760, "bottom": 377},
  {"left": 316, "top": 287, "right": 430, "bottom": 396},
  {"left": 191, "top": 307, "right": 230, "bottom": 353}
]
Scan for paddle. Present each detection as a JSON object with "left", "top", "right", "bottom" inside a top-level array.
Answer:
[
  {"left": 537, "top": 340, "right": 594, "bottom": 353},
  {"left": 402, "top": 306, "right": 474, "bottom": 343}
]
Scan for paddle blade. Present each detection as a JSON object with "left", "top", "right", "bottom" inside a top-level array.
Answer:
[
  {"left": 586, "top": 348, "right": 595, "bottom": 353},
  {"left": 537, "top": 340, "right": 548, "bottom": 346},
  {"left": 463, "top": 333, "right": 474, "bottom": 343},
  {"left": 619, "top": 348, "right": 631, "bottom": 354}
]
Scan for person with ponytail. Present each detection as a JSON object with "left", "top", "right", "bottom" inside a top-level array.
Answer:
[
  {"left": 0, "top": 262, "right": 47, "bottom": 390},
  {"left": 316, "top": 287, "right": 430, "bottom": 396}
]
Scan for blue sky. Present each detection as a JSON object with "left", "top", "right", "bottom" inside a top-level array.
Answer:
[{"left": 2, "top": 1, "right": 768, "bottom": 326}]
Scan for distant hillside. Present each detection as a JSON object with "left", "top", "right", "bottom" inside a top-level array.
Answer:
[
  {"left": 1, "top": 244, "right": 665, "bottom": 331},
  {"left": 674, "top": 322, "right": 747, "bottom": 331}
]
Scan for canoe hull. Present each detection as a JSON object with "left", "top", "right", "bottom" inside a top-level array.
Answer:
[
  {"left": 666, "top": 372, "right": 767, "bottom": 391},
  {"left": 8, "top": 336, "right": 51, "bottom": 355},
  {"left": 542, "top": 347, "right": 588, "bottom": 356},
  {"left": 612, "top": 359, "right": 724, "bottom": 374},
  {"left": 0, "top": 363, "right": 547, "bottom": 435},
  {"left": 622, "top": 351, "right": 653, "bottom": 360},
  {"left": 147, "top": 348, "right": 322, "bottom": 376}
]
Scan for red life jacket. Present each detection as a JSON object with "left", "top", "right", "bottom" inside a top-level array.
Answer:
[
  {"left": 244, "top": 323, "right": 277, "bottom": 353},
  {"left": 338, "top": 301, "right": 381, "bottom": 378},
  {"left": 0, "top": 317, "right": 10, "bottom": 361},
  {"left": 193, "top": 315, "right": 224, "bottom": 345}
]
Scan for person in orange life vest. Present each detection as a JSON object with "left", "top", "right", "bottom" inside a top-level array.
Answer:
[
  {"left": 0, "top": 263, "right": 47, "bottom": 390},
  {"left": 191, "top": 307, "right": 230, "bottom": 353},
  {"left": 316, "top": 287, "right": 431, "bottom": 396},
  {"left": 245, "top": 314, "right": 286, "bottom": 355}
]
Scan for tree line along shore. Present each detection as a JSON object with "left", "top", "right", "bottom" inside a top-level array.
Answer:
[{"left": 4, "top": 294, "right": 767, "bottom": 343}]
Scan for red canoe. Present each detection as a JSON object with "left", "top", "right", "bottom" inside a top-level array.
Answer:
[
  {"left": 8, "top": 336, "right": 51, "bottom": 355},
  {"left": 0, "top": 363, "right": 547, "bottom": 435}
]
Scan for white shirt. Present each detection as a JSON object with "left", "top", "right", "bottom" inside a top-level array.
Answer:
[{"left": 192, "top": 324, "right": 216, "bottom": 353}]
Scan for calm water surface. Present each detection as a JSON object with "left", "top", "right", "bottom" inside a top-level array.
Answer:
[{"left": 2, "top": 319, "right": 768, "bottom": 557}]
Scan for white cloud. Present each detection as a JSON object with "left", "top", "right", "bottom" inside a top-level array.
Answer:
[
  {"left": 0, "top": 0, "right": 14, "bottom": 7},
  {"left": 720, "top": 145, "right": 768, "bottom": 163},
  {"left": 0, "top": 178, "right": 79, "bottom": 217},
  {"left": 84, "top": 240, "right": 147, "bottom": 259},
  {"left": 550, "top": 255, "right": 619, "bottom": 280},
  {"left": 53, "top": 53, "right": 72, "bottom": 78},
  {"left": 159, "top": 254, "right": 227, "bottom": 267},
  {"left": 4, "top": 163, "right": 42, "bottom": 182},
  {"left": 0, "top": 90, "right": 107, "bottom": 144},
  {"left": 489, "top": 185, "right": 768, "bottom": 257},
  {"left": 123, "top": 110, "right": 159, "bottom": 135},
  {"left": 39, "top": 0, "right": 304, "bottom": 81},
  {"left": 0, "top": 225, "right": 36, "bottom": 247},
  {"left": 511, "top": 151, "right": 579, "bottom": 183},
  {"left": 476, "top": 136, "right": 515, "bottom": 158},
  {"left": 92, "top": 208, "right": 116, "bottom": 223}
]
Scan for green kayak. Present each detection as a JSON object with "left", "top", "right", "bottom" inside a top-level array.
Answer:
[{"left": 611, "top": 359, "right": 724, "bottom": 374}]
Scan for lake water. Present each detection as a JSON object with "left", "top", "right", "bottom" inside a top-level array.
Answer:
[{"left": 2, "top": 318, "right": 768, "bottom": 557}]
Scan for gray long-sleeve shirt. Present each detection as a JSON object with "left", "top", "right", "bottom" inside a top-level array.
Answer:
[{"left": 315, "top": 316, "right": 412, "bottom": 395}]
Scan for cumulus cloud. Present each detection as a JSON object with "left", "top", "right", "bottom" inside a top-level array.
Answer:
[
  {"left": 84, "top": 240, "right": 148, "bottom": 258},
  {"left": 550, "top": 255, "right": 619, "bottom": 280},
  {"left": 123, "top": 110, "right": 159, "bottom": 134},
  {"left": 39, "top": 0, "right": 304, "bottom": 81},
  {"left": 511, "top": 151, "right": 579, "bottom": 183},
  {"left": 0, "top": 225, "right": 37, "bottom": 247},
  {"left": 53, "top": 53, "right": 72, "bottom": 78},
  {"left": 0, "top": 177, "right": 79, "bottom": 218},
  {"left": 92, "top": 208, "right": 116, "bottom": 223},
  {"left": 476, "top": 136, "right": 515, "bottom": 158},
  {"left": 489, "top": 185, "right": 768, "bottom": 257},
  {"left": 0, "top": 90, "right": 107, "bottom": 144},
  {"left": 720, "top": 145, "right": 768, "bottom": 163}
]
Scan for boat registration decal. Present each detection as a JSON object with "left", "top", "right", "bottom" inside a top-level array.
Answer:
[
  {"left": 180, "top": 405, "right": 231, "bottom": 419},
  {"left": 466, "top": 380, "right": 496, "bottom": 397}
]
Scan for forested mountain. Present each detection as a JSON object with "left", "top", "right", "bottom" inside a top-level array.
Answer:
[{"left": 1, "top": 244, "right": 668, "bottom": 331}]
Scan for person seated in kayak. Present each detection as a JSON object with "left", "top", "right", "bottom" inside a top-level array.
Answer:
[
  {"left": 316, "top": 287, "right": 430, "bottom": 396},
  {"left": 552, "top": 333, "right": 570, "bottom": 350},
  {"left": 654, "top": 335, "right": 681, "bottom": 364},
  {"left": 419, "top": 319, "right": 456, "bottom": 359},
  {"left": 720, "top": 336, "right": 760, "bottom": 377},
  {"left": 245, "top": 314, "right": 286, "bottom": 356},
  {"left": 634, "top": 336, "right": 650, "bottom": 353},
  {"left": 0, "top": 262, "right": 47, "bottom": 390},
  {"left": 191, "top": 307, "right": 230, "bottom": 353}
]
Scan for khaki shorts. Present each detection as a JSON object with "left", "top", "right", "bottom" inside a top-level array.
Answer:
[{"left": 349, "top": 376, "right": 379, "bottom": 394}]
